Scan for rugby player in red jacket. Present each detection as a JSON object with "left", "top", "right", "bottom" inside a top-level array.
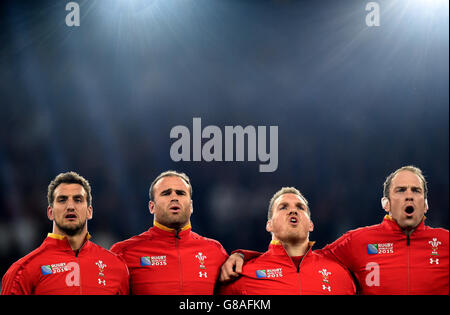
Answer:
[
  {"left": 110, "top": 171, "right": 228, "bottom": 295},
  {"left": 218, "top": 187, "right": 356, "bottom": 295},
  {"left": 322, "top": 166, "right": 449, "bottom": 295},
  {"left": 1, "top": 172, "right": 129, "bottom": 295}
]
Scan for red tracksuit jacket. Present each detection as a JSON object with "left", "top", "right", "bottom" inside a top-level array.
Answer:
[
  {"left": 219, "top": 240, "right": 356, "bottom": 295},
  {"left": 1, "top": 233, "right": 129, "bottom": 295},
  {"left": 110, "top": 221, "right": 228, "bottom": 295},
  {"left": 323, "top": 215, "right": 449, "bottom": 295}
]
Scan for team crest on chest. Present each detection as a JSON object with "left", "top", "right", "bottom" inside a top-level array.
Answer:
[
  {"left": 195, "top": 252, "right": 207, "bottom": 269},
  {"left": 318, "top": 269, "right": 332, "bottom": 292},
  {"left": 95, "top": 260, "right": 107, "bottom": 285},
  {"left": 429, "top": 238, "right": 441, "bottom": 256},
  {"left": 428, "top": 238, "right": 442, "bottom": 265},
  {"left": 195, "top": 252, "right": 208, "bottom": 278}
]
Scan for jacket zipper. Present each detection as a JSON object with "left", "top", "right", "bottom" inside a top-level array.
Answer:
[
  {"left": 175, "top": 230, "right": 182, "bottom": 292},
  {"left": 74, "top": 241, "right": 87, "bottom": 295},
  {"left": 297, "top": 259, "right": 302, "bottom": 294},
  {"left": 294, "top": 247, "right": 311, "bottom": 295},
  {"left": 406, "top": 234, "right": 410, "bottom": 294}
]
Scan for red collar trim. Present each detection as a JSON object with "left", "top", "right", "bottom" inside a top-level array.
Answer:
[{"left": 382, "top": 215, "right": 426, "bottom": 232}]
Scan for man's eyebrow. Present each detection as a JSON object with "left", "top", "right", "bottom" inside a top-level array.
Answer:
[
  {"left": 56, "top": 194, "right": 84, "bottom": 199},
  {"left": 160, "top": 188, "right": 173, "bottom": 195},
  {"left": 394, "top": 185, "right": 421, "bottom": 189}
]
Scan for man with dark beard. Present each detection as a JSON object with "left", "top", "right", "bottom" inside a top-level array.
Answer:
[
  {"left": 1, "top": 172, "right": 129, "bottom": 295},
  {"left": 111, "top": 170, "right": 229, "bottom": 294}
]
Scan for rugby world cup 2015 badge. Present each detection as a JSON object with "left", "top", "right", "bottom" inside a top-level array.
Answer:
[
  {"left": 40, "top": 262, "right": 70, "bottom": 275},
  {"left": 367, "top": 243, "right": 393, "bottom": 254},
  {"left": 256, "top": 270, "right": 267, "bottom": 279},
  {"left": 256, "top": 268, "right": 283, "bottom": 279},
  {"left": 141, "top": 255, "right": 167, "bottom": 266},
  {"left": 141, "top": 256, "right": 151, "bottom": 266},
  {"left": 41, "top": 265, "right": 53, "bottom": 275}
]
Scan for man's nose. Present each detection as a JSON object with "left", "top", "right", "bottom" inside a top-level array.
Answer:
[
  {"left": 405, "top": 189, "right": 414, "bottom": 201},
  {"left": 66, "top": 198, "right": 76, "bottom": 209}
]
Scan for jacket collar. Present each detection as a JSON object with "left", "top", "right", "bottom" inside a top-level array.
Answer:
[
  {"left": 382, "top": 215, "right": 426, "bottom": 232},
  {"left": 268, "top": 239, "right": 315, "bottom": 256},
  {"left": 45, "top": 232, "right": 92, "bottom": 253},
  {"left": 152, "top": 220, "right": 192, "bottom": 239}
]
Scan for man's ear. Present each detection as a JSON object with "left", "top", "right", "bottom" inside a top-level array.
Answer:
[
  {"left": 47, "top": 206, "right": 54, "bottom": 221},
  {"left": 149, "top": 201, "right": 155, "bottom": 214},
  {"left": 381, "top": 197, "right": 390, "bottom": 213},
  {"left": 309, "top": 220, "right": 314, "bottom": 232},
  {"left": 266, "top": 220, "right": 272, "bottom": 233},
  {"left": 87, "top": 205, "right": 93, "bottom": 220},
  {"left": 424, "top": 199, "right": 429, "bottom": 213}
]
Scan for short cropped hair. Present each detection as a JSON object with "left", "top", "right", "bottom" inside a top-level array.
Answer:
[
  {"left": 383, "top": 165, "right": 428, "bottom": 199},
  {"left": 268, "top": 187, "right": 310, "bottom": 220},
  {"left": 47, "top": 171, "right": 92, "bottom": 207},
  {"left": 149, "top": 170, "right": 192, "bottom": 201}
]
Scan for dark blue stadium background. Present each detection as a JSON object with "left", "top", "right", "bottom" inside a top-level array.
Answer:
[{"left": 0, "top": 0, "right": 448, "bottom": 285}]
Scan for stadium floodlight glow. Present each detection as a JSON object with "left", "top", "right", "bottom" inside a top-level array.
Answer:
[
  {"left": 415, "top": 0, "right": 447, "bottom": 6},
  {"left": 411, "top": 0, "right": 449, "bottom": 10}
]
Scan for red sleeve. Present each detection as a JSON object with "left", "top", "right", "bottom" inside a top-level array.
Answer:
[
  {"left": 108, "top": 245, "right": 130, "bottom": 295},
  {"left": 215, "top": 241, "right": 229, "bottom": 262},
  {"left": 334, "top": 260, "right": 357, "bottom": 295},
  {"left": 1, "top": 262, "right": 35, "bottom": 295},
  {"left": 231, "top": 249, "right": 262, "bottom": 262},
  {"left": 322, "top": 231, "right": 356, "bottom": 271},
  {"left": 117, "top": 256, "right": 130, "bottom": 295},
  {"left": 109, "top": 242, "right": 122, "bottom": 256}
]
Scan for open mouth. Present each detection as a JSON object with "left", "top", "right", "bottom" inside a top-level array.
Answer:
[
  {"left": 289, "top": 216, "right": 298, "bottom": 224},
  {"left": 169, "top": 205, "right": 181, "bottom": 212},
  {"left": 404, "top": 206, "right": 414, "bottom": 215},
  {"left": 65, "top": 213, "right": 77, "bottom": 220}
]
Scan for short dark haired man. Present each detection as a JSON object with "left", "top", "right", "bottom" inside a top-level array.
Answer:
[{"left": 2, "top": 171, "right": 129, "bottom": 295}]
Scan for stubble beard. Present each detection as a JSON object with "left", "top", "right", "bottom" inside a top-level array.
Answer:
[{"left": 55, "top": 219, "right": 87, "bottom": 236}]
